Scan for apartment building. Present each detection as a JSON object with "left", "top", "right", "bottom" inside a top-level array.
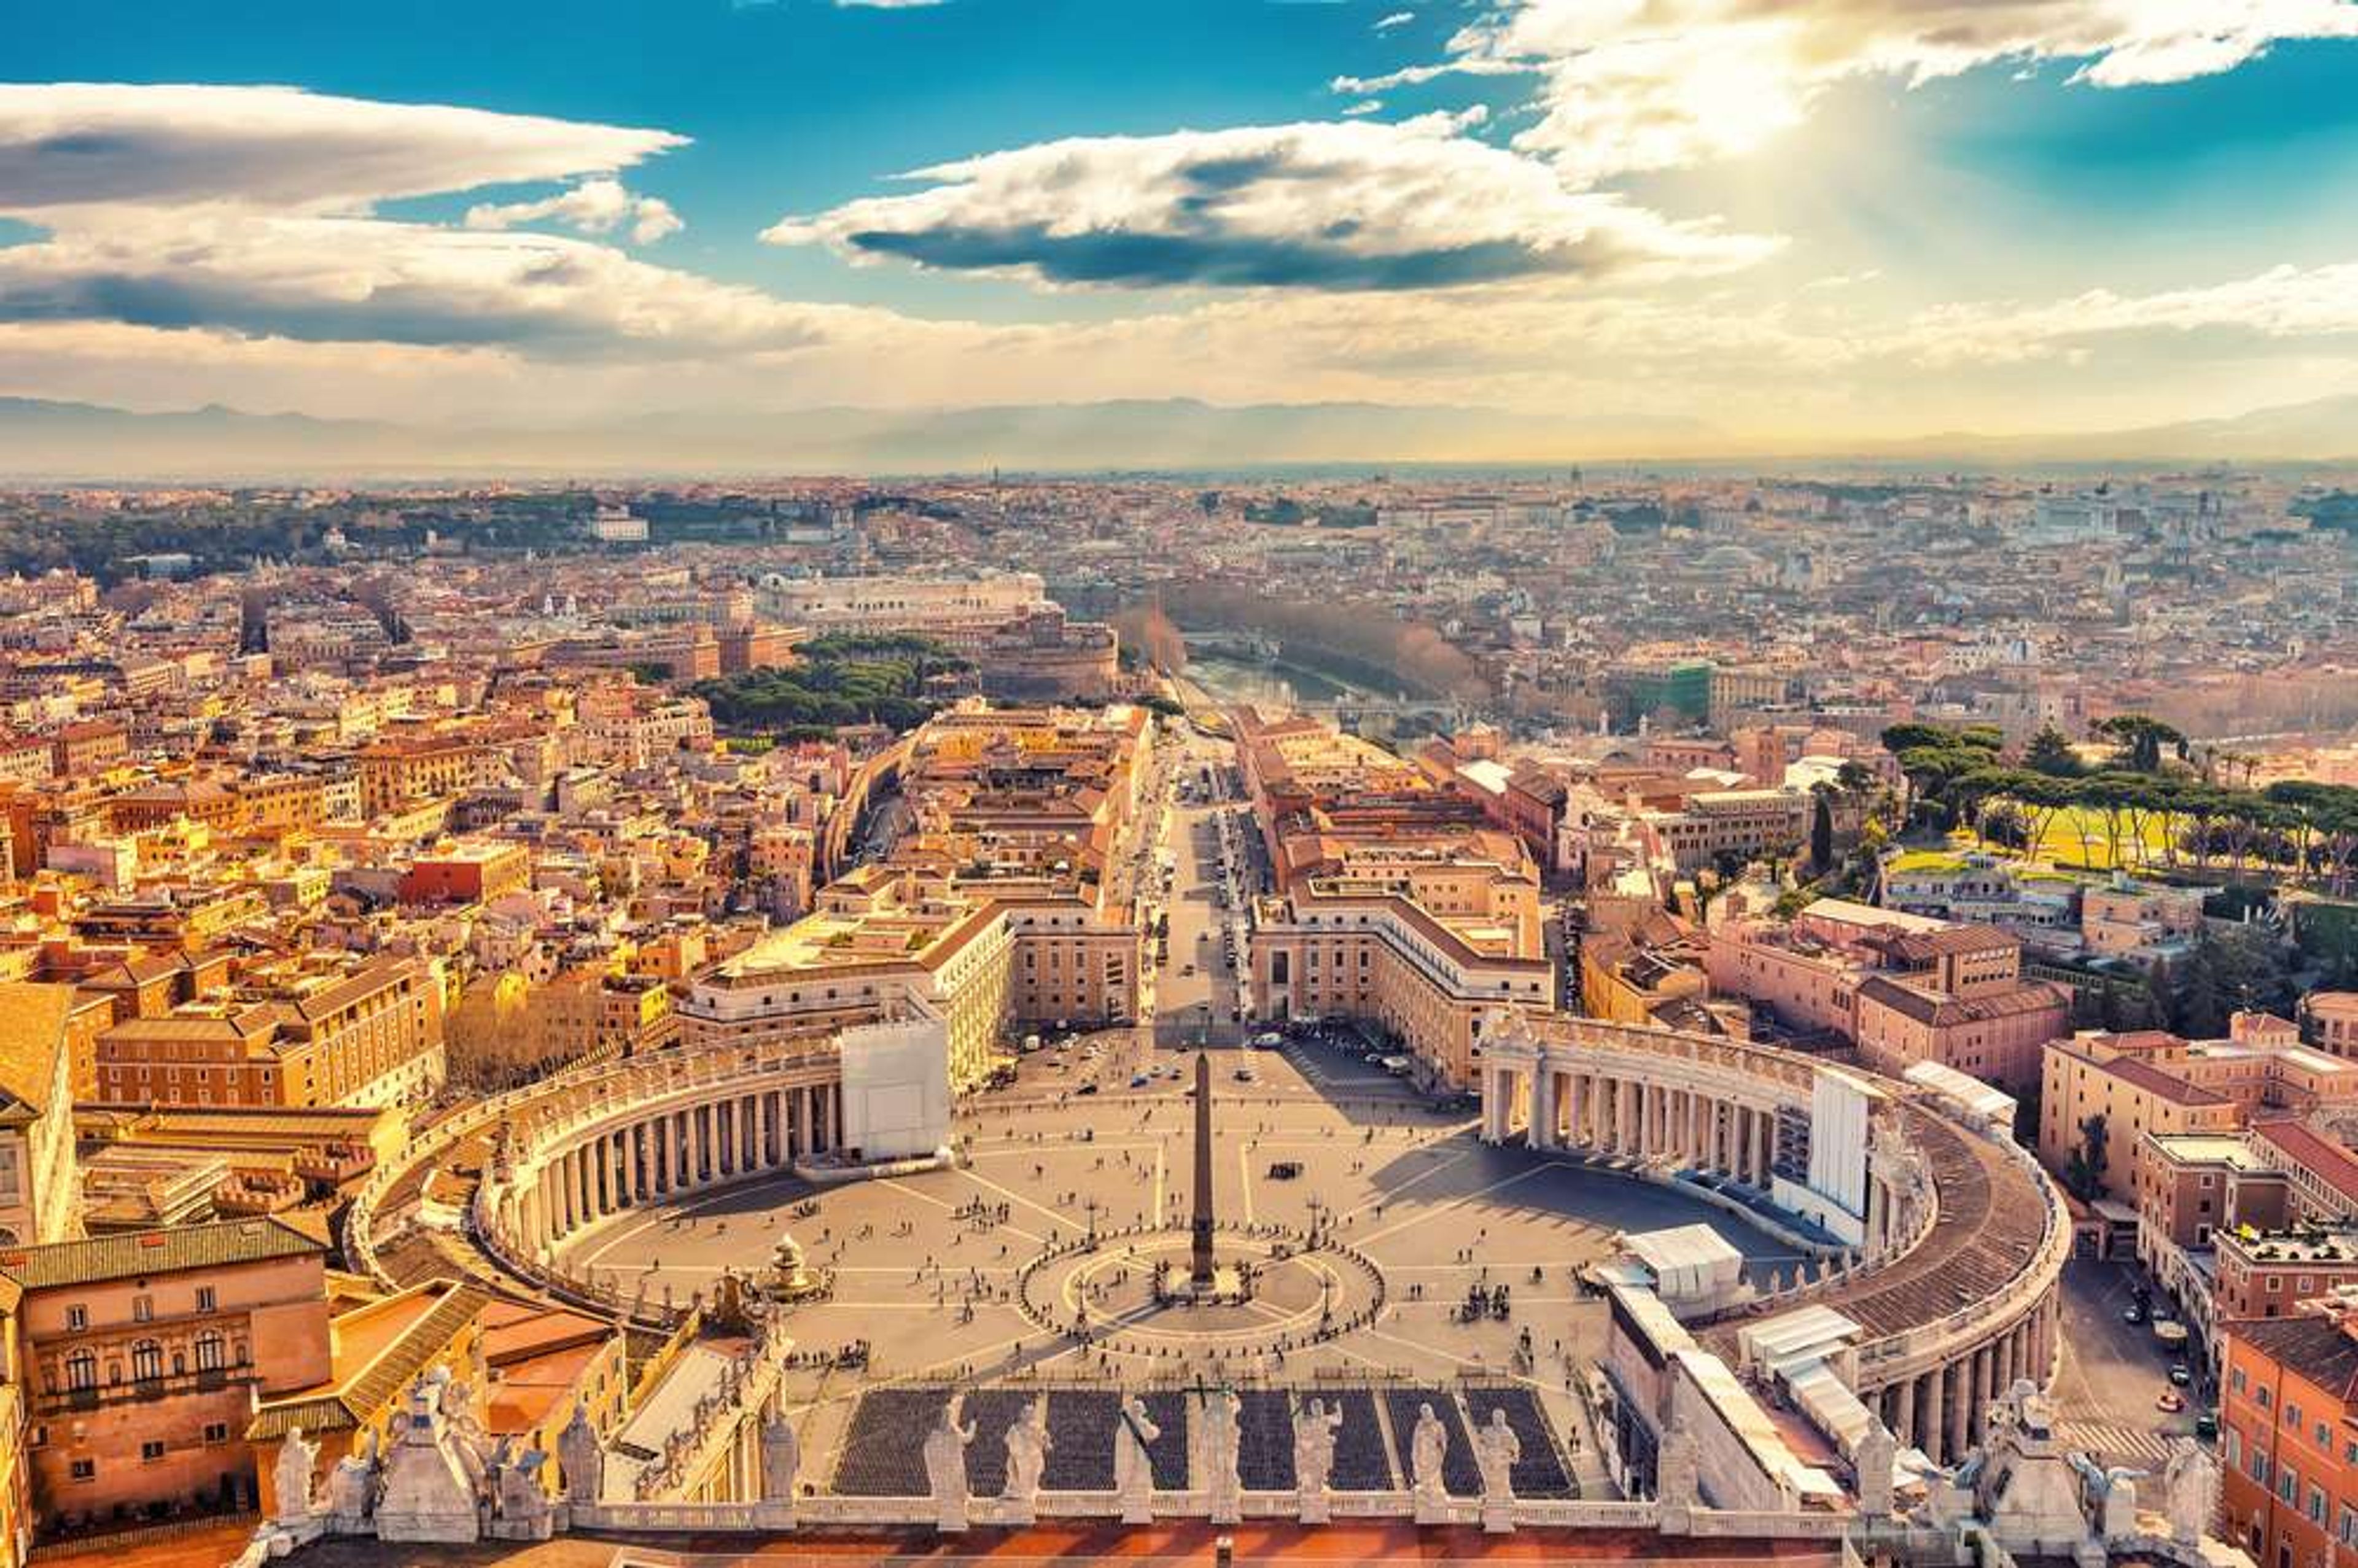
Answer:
[
  {"left": 2218, "top": 1299, "right": 2358, "bottom": 1568},
  {"left": 2041, "top": 1021, "right": 2358, "bottom": 1209},
  {"left": 0, "top": 985, "right": 84, "bottom": 1246},
  {"left": 0, "top": 1214, "right": 333, "bottom": 1532},
  {"left": 1706, "top": 898, "right": 2068, "bottom": 1087},
  {"left": 92, "top": 957, "right": 446, "bottom": 1109}
]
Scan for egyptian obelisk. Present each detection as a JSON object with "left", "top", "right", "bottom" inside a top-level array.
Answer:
[{"left": 1190, "top": 1051, "right": 1216, "bottom": 1286}]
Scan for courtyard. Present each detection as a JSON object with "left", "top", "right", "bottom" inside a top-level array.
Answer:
[{"left": 558, "top": 1039, "right": 1807, "bottom": 1498}]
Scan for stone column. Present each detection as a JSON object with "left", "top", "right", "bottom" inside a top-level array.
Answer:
[
  {"left": 1895, "top": 1377, "right": 1917, "bottom": 1456},
  {"left": 1737, "top": 1108, "right": 1756, "bottom": 1186},
  {"left": 1945, "top": 1360, "right": 1969, "bottom": 1459},
  {"left": 1920, "top": 1368, "right": 1945, "bottom": 1465},
  {"left": 1531, "top": 1065, "right": 1556, "bottom": 1151}
]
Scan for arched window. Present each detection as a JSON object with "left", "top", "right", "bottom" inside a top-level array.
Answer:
[
  {"left": 131, "top": 1340, "right": 163, "bottom": 1383},
  {"left": 195, "top": 1332, "right": 225, "bottom": 1373},
  {"left": 64, "top": 1349, "right": 96, "bottom": 1391}
]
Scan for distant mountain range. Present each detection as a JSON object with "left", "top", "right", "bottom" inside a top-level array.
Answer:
[{"left": 0, "top": 392, "right": 2351, "bottom": 479}]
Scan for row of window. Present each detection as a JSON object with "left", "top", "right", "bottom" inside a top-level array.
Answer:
[
  {"left": 60, "top": 1329, "right": 235, "bottom": 1390},
  {"left": 56, "top": 1423, "right": 231, "bottom": 1477},
  {"left": 64, "top": 1287, "right": 216, "bottom": 1332}
]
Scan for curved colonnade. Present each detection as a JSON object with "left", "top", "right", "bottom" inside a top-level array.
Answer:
[
  {"left": 346, "top": 1036, "right": 846, "bottom": 1323},
  {"left": 348, "top": 1011, "right": 2065, "bottom": 1473},
  {"left": 1480, "top": 1015, "right": 2069, "bottom": 1467}
]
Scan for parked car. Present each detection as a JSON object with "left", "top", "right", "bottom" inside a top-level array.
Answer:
[{"left": 2169, "top": 1364, "right": 2192, "bottom": 1387}]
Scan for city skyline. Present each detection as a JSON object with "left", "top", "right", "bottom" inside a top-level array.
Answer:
[{"left": 3, "top": 1, "right": 2358, "bottom": 462}]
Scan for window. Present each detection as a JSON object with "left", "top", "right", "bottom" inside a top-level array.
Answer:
[
  {"left": 2309, "top": 1486, "right": 2327, "bottom": 1526},
  {"left": 64, "top": 1304, "right": 87, "bottom": 1333},
  {"left": 69, "top": 1459, "right": 95, "bottom": 1483},
  {"left": 64, "top": 1349, "right": 96, "bottom": 1391},
  {"left": 196, "top": 1286, "right": 217, "bottom": 1313},
  {"left": 2232, "top": 1367, "right": 2248, "bottom": 1392},
  {"left": 130, "top": 1339, "right": 163, "bottom": 1383},
  {"left": 203, "top": 1422, "right": 228, "bottom": 1444},
  {"left": 131, "top": 1294, "right": 154, "bottom": 1322},
  {"left": 195, "top": 1331, "right": 224, "bottom": 1372},
  {"left": 141, "top": 1440, "right": 165, "bottom": 1464}
]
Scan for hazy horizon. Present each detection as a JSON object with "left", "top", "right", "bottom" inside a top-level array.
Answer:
[{"left": 3, "top": 2, "right": 2358, "bottom": 462}]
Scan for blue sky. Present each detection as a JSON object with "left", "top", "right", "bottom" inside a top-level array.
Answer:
[{"left": 3, "top": 0, "right": 2357, "bottom": 447}]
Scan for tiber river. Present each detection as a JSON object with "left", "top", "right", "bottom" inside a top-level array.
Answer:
[{"left": 1184, "top": 653, "right": 1391, "bottom": 709}]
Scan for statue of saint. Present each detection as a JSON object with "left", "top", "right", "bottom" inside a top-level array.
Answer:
[
  {"left": 1474, "top": 1408, "right": 1521, "bottom": 1507},
  {"left": 1202, "top": 1389, "right": 1243, "bottom": 1523},
  {"left": 325, "top": 1430, "right": 380, "bottom": 1525},
  {"left": 923, "top": 1403, "right": 976, "bottom": 1531},
  {"left": 1410, "top": 1403, "right": 1449, "bottom": 1506},
  {"left": 275, "top": 1427, "right": 321, "bottom": 1525},
  {"left": 1295, "top": 1398, "right": 1341, "bottom": 1499},
  {"left": 1115, "top": 1394, "right": 1162, "bottom": 1522},
  {"left": 1002, "top": 1397, "right": 1053, "bottom": 1505},
  {"left": 761, "top": 1411, "right": 801, "bottom": 1507},
  {"left": 2163, "top": 1436, "right": 2219, "bottom": 1547}
]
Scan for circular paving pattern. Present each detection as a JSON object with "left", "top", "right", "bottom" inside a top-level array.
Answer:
[{"left": 1015, "top": 1223, "right": 1387, "bottom": 1362}]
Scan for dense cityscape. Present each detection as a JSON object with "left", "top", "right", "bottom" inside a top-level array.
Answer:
[
  {"left": 7, "top": 5, "right": 2358, "bottom": 1568},
  {"left": 0, "top": 467, "right": 2349, "bottom": 1568}
]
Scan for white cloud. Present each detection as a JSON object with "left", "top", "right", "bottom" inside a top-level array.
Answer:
[
  {"left": 1429, "top": 1, "right": 2358, "bottom": 180},
  {"left": 0, "top": 83, "right": 945, "bottom": 364},
  {"left": 1374, "top": 10, "right": 1415, "bottom": 31},
  {"left": 1893, "top": 260, "right": 2358, "bottom": 365},
  {"left": 464, "top": 177, "right": 683, "bottom": 245},
  {"left": 762, "top": 113, "right": 1777, "bottom": 290},
  {"left": 0, "top": 82, "right": 682, "bottom": 213}
]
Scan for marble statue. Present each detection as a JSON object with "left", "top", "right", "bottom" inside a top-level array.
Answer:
[
  {"left": 761, "top": 1410, "right": 801, "bottom": 1515},
  {"left": 1115, "top": 1394, "right": 1162, "bottom": 1524},
  {"left": 274, "top": 1427, "right": 321, "bottom": 1525},
  {"left": 1855, "top": 1418, "right": 1896, "bottom": 1519},
  {"left": 1202, "top": 1389, "right": 1243, "bottom": 1525},
  {"left": 2098, "top": 1466, "right": 2143, "bottom": 1541},
  {"left": 376, "top": 1376, "right": 484, "bottom": 1544},
  {"left": 1002, "top": 1397, "right": 1053, "bottom": 1517},
  {"left": 1656, "top": 1416, "right": 1700, "bottom": 1514},
  {"left": 2163, "top": 1436, "right": 2219, "bottom": 1547},
  {"left": 1474, "top": 1408, "right": 1521, "bottom": 1527},
  {"left": 325, "top": 1430, "right": 379, "bottom": 1528},
  {"left": 922, "top": 1403, "right": 976, "bottom": 1532},
  {"left": 1294, "top": 1398, "right": 1342, "bottom": 1525},
  {"left": 488, "top": 1446, "right": 555, "bottom": 1542},
  {"left": 1410, "top": 1403, "right": 1449, "bottom": 1521},
  {"left": 558, "top": 1402, "right": 604, "bottom": 1506}
]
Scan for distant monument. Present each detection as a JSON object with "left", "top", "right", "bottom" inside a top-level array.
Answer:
[
  {"left": 1160, "top": 1054, "right": 1246, "bottom": 1302},
  {"left": 1191, "top": 1052, "right": 1217, "bottom": 1286}
]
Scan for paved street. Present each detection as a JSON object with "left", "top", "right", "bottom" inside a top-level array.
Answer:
[
  {"left": 2046, "top": 1259, "right": 2200, "bottom": 1467},
  {"left": 1150, "top": 725, "right": 1261, "bottom": 1047}
]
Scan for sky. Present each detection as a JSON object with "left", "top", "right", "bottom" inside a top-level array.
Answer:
[{"left": 3, "top": 0, "right": 2358, "bottom": 451}]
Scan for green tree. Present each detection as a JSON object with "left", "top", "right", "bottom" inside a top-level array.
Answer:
[
  {"left": 1810, "top": 788, "right": 1835, "bottom": 871},
  {"left": 2063, "top": 1112, "right": 2110, "bottom": 1200},
  {"left": 2023, "top": 724, "right": 2084, "bottom": 778}
]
